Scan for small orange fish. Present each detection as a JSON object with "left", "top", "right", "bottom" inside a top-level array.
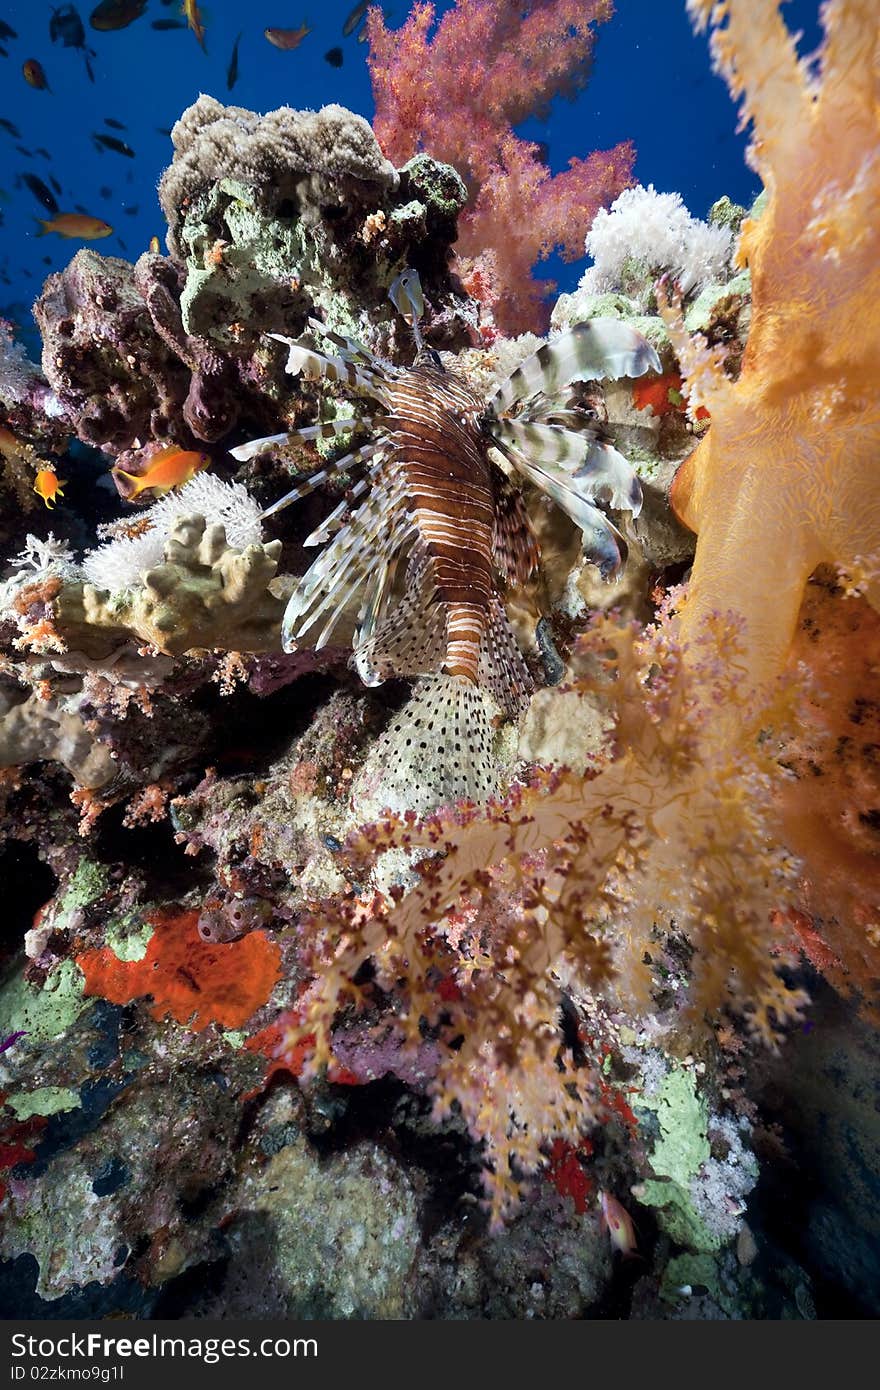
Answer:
[
  {"left": 182, "top": 0, "right": 206, "bottom": 52},
  {"left": 37, "top": 213, "right": 113, "bottom": 240},
  {"left": 113, "top": 445, "right": 208, "bottom": 498},
  {"left": 149, "top": 235, "right": 161, "bottom": 253},
  {"left": 599, "top": 1190, "right": 639, "bottom": 1258},
  {"left": 34, "top": 468, "right": 66, "bottom": 509},
  {"left": 264, "top": 24, "right": 311, "bottom": 51},
  {"left": 23, "top": 59, "right": 50, "bottom": 90}
]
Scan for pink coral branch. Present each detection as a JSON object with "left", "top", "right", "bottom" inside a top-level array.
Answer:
[{"left": 367, "top": 0, "right": 634, "bottom": 332}]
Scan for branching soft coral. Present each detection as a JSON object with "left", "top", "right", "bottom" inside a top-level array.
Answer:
[
  {"left": 278, "top": 608, "right": 806, "bottom": 1223},
  {"left": 665, "top": 0, "right": 880, "bottom": 704},
  {"left": 366, "top": 0, "right": 634, "bottom": 332}
]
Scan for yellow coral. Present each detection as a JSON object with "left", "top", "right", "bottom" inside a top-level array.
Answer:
[{"left": 671, "top": 0, "right": 880, "bottom": 696}]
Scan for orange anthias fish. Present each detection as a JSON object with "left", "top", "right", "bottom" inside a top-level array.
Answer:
[
  {"left": 113, "top": 445, "right": 208, "bottom": 498},
  {"left": 33, "top": 468, "right": 66, "bottom": 509},
  {"left": 182, "top": 0, "right": 207, "bottom": 51},
  {"left": 599, "top": 1190, "right": 639, "bottom": 1258},
  {"left": 264, "top": 24, "right": 311, "bottom": 51},
  {"left": 37, "top": 213, "right": 113, "bottom": 240},
  {"left": 23, "top": 59, "right": 50, "bottom": 90}
]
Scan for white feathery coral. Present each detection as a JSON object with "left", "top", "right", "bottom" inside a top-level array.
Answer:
[
  {"left": 581, "top": 184, "right": 734, "bottom": 299},
  {"left": 82, "top": 475, "right": 264, "bottom": 594},
  {"left": 8, "top": 532, "right": 79, "bottom": 580}
]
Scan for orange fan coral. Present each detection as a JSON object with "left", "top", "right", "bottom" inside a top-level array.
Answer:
[
  {"left": 666, "top": 0, "right": 880, "bottom": 706},
  {"left": 78, "top": 907, "right": 282, "bottom": 1031}
]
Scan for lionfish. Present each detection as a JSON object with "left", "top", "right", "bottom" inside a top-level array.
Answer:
[{"left": 232, "top": 272, "right": 660, "bottom": 808}]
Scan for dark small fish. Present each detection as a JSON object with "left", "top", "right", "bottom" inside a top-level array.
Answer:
[
  {"left": 50, "top": 5, "right": 85, "bottom": 48},
  {"left": 35, "top": 147, "right": 51, "bottom": 160},
  {"left": 22, "top": 171, "right": 60, "bottom": 216},
  {"left": 342, "top": 1, "right": 368, "bottom": 38},
  {"left": 23, "top": 59, "right": 50, "bottom": 90},
  {"left": 123, "top": 203, "right": 138, "bottom": 215},
  {"left": 324, "top": 46, "right": 343, "bottom": 68},
  {"left": 0, "top": 1030, "right": 26, "bottom": 1054},
  {"left": 90, "top": 1, "right": 147, "bottom": 32},
  {"left": 0, "top": 45, "right": 8, "bottom": 59},
  {"left": 42, "top": 255, "right": 52, "bottom": 264},
  {"left": 226, "top": 30, "right": 241, "bottom": 90},
  {"left": 49, "top": 174, "right": 62, "bottom": 195},
  {"left": 151, "top": 18, "right": 186, "bottom": 29},
  {"left": 93, "top": 131, "right": 135, "bottom": 158},
  {"left": 0, "top": 118, "right": 22, "bottom": 139},
  {"left": 156, "top": 126, "right": 173, "bottom": 137},
  {"left": 0, "top": 22, "right": 18, "bottom": 41},
  {"left": 15, "top": 145, "right": 32, "bottom": 158},
  {"left": 534, "top": 141, "right": 549, "bottom": 164},
  {"left": 99, "top": 184, "right": 112, "bottom": 198},
  {"left": 104, "top": 116, "right": 126, "bottom": 130}
]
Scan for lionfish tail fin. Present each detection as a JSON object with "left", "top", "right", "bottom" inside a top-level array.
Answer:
[{"left": 356, "top": 674, "right": 503, "bottom": 817}]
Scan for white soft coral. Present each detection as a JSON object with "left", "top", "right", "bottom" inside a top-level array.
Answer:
[
  {"left": 82, "top": 474, "right": 264, "bottom": 594},
  {"left": 580, "top": 184, "right": 733, "bottom": 300}
]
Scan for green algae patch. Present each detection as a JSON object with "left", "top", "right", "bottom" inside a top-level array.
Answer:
[
  {"left": 223, "top": 1030, "right": 246, "bottom": 1050},
  {"left": 104, "top": 914, "right": 153, "bottom": 963},
  {"left": 7, "top": 1087, "right": 81, "bottom": 1120},
  {"left": 0, "top": 960, "right": 89, "bottom": 1044},
  {"left": 53, "top": 858, "right": 110, "bottom": 928},
  {"left": 637, "top": 1067, "right": 719, "bottom": 1252}
]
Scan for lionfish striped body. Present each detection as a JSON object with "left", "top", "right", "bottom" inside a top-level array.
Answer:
[
  {"left": 384, "top": 360, "right": 496, "bottom": 687},
  {"left": 232, "top": 274, "right": 660, "bottom": 806}
]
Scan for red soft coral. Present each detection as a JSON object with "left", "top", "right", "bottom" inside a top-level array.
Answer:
[{"left": 367, "top": 0, "right": 634, "bottom": 332}]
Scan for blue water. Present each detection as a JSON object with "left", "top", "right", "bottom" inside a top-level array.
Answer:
[{"left": 0, "top": 0, "right": 823, "bottom": 342}]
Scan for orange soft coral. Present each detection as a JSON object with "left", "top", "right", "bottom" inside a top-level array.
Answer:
[
  {"left": 78, "top": 907, "right": 281, "bottom": 1031},
  {"left": 666, "top": 0, "right": 880, "bottom": 700},
  {"left": 777, "top": 574, "right": 880, "bottom": 1005}
]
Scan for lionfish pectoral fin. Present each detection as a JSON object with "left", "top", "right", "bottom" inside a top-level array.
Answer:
[
  {"left": 229, "top": 418, "right": 363, "bottom": 464},
  {"left": 352, "top": 550, "right": 446, "bottom": 686},
  {"left": 477, "top": 595, "right": 534, "bottom": 719},
  {"left": 501, "top": 442, "right": 628, "bottom": 580},
  {"left": 257, "top": 443, "right": 378, "bottom": 521},
  {"left": 489, "top": 319, "right": 662, "bottom": 414},
  {"left": 490, "top": 465, "right": 541, "bottom": 585},
  {"left": 305, "top": 317, "right": 383, "bottom": 368},
  {"left": 572, "top": 440, "right": 643, "bottom": 516},
  {"left": 265, "top": 332, "right": 387, "bottom": 400}
]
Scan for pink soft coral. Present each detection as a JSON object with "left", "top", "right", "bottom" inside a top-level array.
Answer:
[{"left": 366, "top": 0, "right": 634, "bottom": 332}]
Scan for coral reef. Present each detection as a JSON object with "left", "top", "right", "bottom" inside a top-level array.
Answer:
[{"left": 0, "top": 5, "right": 877, "bottom": 1320}]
